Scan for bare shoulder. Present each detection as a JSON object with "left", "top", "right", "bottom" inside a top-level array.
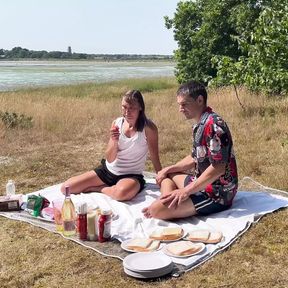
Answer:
[{"left": 145, "top": 119, "right": 158, "bottom": 133}]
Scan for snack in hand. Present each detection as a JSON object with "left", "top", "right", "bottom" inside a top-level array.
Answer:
[{"left": 166, "top": 240, "right": 203, "bottom": 256}]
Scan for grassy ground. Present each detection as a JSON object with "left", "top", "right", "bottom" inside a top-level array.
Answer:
[{"left": 0, "top": 78, "right": 288, "bottom": 288}]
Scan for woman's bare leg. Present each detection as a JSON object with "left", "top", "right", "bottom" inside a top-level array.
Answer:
[
  {"left": 60, "top": 170, "right": 106, "bottom": 194},
  {"left": 100, "top": 178, "right": 140, "bottom": 201}
]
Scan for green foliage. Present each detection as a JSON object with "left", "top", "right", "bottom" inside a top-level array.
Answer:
[
  {"left": 165, "top": 0, "right": 261, "bottom": 83},
  {"left": 212, "top": 1, "right": 288, "bottom": 95},
  {"left": 0, "top": 111, "right": 33, "bottom": 129},
  {"left": 167, "top": 0, "right": 287, "bottom": 95}
]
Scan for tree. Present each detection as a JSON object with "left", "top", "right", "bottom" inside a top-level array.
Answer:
[
  {"left": 212, "top": 1, "right": 288, "bottom": 95},
  {"left": 166, "top": 0, "right": 287, "bottom": 95},
  {"left": 165, "top": 0, "right": 264, "bottom": 84}
]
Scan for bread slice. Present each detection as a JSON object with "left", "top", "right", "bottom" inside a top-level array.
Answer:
[
  {"left": 150, "top": 227, "right": 183, "bottom": 241},
  {"left": 187, "top": 229, "right": 223, "bottom": 244},
  {"left": 126, "top": 238, "right": 153, "bottom": 251},
  {"left": 187, "top": 229, "right": 210, "bottom": 242},
  {"left": 142, "top": 240, "right": 160, "bottom": 252},
  {"left": 166, "top": 241, "right": 202, "bottom": 256},
  {"left": 205, "top": 231, "right": 223, "bottom": 244}
]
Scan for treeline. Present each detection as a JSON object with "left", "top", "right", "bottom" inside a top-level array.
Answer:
[{"left": 0, "top": 47, "right": 173, "bottom": 61}]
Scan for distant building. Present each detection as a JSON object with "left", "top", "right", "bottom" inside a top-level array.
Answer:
[{"left": 68, "top": 46, "right": 72, "bottom": 54}]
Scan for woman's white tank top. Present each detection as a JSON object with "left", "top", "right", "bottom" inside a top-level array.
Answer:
[{"left": 105, "top": 117, "right": 148, "bottom": 175}]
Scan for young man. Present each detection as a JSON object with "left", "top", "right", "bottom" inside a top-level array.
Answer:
[{"left": 142, "top": 80, "right": 238, "bottom": 220}]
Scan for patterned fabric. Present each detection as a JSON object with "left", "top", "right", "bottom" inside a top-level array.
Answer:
[{"left": 192, "top": 107, "right": 238, "bottom": 205}]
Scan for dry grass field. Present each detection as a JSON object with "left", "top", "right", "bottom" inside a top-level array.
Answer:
[{"left": 0, "top": 78, "right": 288, "bottom": 288}]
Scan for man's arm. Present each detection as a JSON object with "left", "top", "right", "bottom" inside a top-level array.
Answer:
[
  {"left": 156, "top": 155, "right": 196, "bottom": 184},
  {"left": 160, "top": 162, "right": 226, "bottom": 208}
]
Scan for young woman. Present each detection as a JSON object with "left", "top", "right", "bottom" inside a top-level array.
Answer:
[{"left": 61, "top": 90, "right": 162, "bottom": 201}]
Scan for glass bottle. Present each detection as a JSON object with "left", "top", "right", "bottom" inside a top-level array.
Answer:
[{"left": 62, "top": 186, "right": 76, "bottom": 237}]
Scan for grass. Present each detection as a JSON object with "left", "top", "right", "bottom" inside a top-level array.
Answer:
[{"left": 0, "top": 78, "right": 288, "bottom": 288}]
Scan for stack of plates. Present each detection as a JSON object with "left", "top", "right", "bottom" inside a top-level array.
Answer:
[{"left": 123, "top": 251, "right": 174, "bottom": 279}]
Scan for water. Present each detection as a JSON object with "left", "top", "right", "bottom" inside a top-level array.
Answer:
[{"left": 0, "top": 60, "right": 175, "bottom": 91}]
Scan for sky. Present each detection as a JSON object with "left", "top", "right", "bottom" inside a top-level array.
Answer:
[{"left": 1, "top": 0, "right": 180, "bottom": 55}]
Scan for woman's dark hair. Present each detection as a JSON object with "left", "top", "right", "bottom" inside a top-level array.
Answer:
[
  {"left": 176, "top": 80, "right": 207, "bottom": 105},
  {"left": 123, "top": 90, "right": 147, "bottom": 131}
]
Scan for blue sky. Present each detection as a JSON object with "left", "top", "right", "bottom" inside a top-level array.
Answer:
[{"left": 1, "top": 0, "right": 180, "bottom": 55}]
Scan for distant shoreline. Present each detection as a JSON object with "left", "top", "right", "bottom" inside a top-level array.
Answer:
[{"left": 0, "top": 60, "right": 175, "bottom": 92}]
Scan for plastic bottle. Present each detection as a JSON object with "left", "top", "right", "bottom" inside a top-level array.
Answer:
[
  {"left": 77, "top": 202, "right": 87, "bottom": 240},
  {"left": 61, "top": 186, "right": 76, "bottom": 237},
  {"left": 6, "top": 180, "right": 16, "bottom": 196},
  {"left": 87, "top": 208, "right": 98, "bottom": 241}
]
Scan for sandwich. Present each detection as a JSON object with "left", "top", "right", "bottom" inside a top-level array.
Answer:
[
  {"left": 187, "top": 229, "right": 223, "bottom": 244},
  {"left": 205, "top": 231, "right": 223, "bottom": 244},
  {"left": 166, "top": 241, "right": 203, "bottom": 256},
  {"left": 126, "top": 238, "right": 160, "bottom": 252},
  {"left": 186, "top": 229, "right": 210, "bottom": 242},
  {"left": 149, "top": 227, "right": 183, "bottom": 241}
]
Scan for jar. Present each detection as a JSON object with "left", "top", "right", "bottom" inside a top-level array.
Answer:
[{"left": 98, "top": 209, "right": 112, "bottom": 243}]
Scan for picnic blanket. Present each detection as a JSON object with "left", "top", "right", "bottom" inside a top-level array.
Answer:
[{"left": 1, "top": 176, "right": 288, "bottom": 276}]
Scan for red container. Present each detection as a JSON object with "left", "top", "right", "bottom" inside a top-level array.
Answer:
[
  {"left": 77, "top": 213, "right": 87, "bottom": 240},
  {"left": 98, "top": 210, "right": 112, "bottom": 243}
]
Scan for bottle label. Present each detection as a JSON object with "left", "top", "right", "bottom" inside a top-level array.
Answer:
[
  {"left": 103, "top": 221, "right": 111, "bottom": 239},
  {"left": 63, "top": 220, "right": 76, "bottom": 231}
]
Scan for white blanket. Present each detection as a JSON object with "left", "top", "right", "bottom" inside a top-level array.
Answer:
[{"left": 28, "top": 177, "right": 288, "bottom": 269}]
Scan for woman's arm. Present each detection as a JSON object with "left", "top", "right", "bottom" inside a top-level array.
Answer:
[
  {"left": 145, "top": 121, "right": 162, "bottom": 173},
  {"left": 105, "top": 121, "right": 120, "bottom": 163}
]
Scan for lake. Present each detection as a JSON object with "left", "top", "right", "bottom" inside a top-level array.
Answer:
[{"left": 0, "top": 60, "right": 175, "bottom": 91}]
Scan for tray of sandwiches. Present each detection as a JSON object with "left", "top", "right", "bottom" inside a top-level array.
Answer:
[
  {"left": 163, "top": 240, "right": 205, "bottom": 258},
  {"left": 185, "top": 229, "right": 223, "bottom": 244}
]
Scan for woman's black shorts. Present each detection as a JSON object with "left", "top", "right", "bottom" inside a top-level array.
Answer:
[{"left": 94, "top": 159, "right": 146, "bottom": 192}]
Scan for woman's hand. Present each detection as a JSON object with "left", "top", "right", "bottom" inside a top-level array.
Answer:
[
  {"left": 159, "top": 188, "right": 190, "bottom": 209},
  {"left": 110, "top": 125, "right": 120, "bottom": 141}
]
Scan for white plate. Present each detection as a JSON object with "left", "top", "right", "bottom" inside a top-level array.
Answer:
[
  {"left": 123, "top": 251, "right": 172, "bottom": 272},
  {"left": 121, "top": 239, "right": 160, "bottom": 253},
  {"left": 123, "top": 263, "right": 173, "bottom": 279},
  {"left": 163, "top": 242, "right": 206, "bottom": 258},
  {"left": 37, "top": 215, "right": 54, "bottom": 222}
]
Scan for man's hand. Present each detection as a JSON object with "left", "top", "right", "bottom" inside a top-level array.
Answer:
[{"left": 160, "top": 188, "right": 190, "bottom": 209}]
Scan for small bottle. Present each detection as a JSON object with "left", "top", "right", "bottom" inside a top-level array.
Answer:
[
  {"left": 62, "top": 186, "right": 76, "bottom": 237},
  {"left": 87, "top": 209, "right": 98, "bottom": 241},
  {"left": 77, "top": 202, "right": 87, "bottom": 240},
  {"left": 6, "top": 180, "right": 16, "bottom": 197},
  {"left": 98, "top": 209, "right": 112, "bottom": 243}
]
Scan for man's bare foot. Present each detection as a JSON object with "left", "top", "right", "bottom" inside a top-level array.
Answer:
[{"left": 142, "top": 206, "right": 152, "bottom": 218}]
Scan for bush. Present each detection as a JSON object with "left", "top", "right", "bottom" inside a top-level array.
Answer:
[{"left": 0, "top": 111, "right": 33, "bottom": 129}]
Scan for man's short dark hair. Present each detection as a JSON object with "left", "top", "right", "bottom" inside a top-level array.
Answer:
[{"left": 176, "top": 80, "right": 207, "bottom": 105}]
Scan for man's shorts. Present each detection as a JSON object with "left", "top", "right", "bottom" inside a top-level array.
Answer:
[
  {"left": 184, "top": 175, "right": 231, "bottom": 216},
  {"left": 94, "top": 159, "right": 146, "bottom": 193}
]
